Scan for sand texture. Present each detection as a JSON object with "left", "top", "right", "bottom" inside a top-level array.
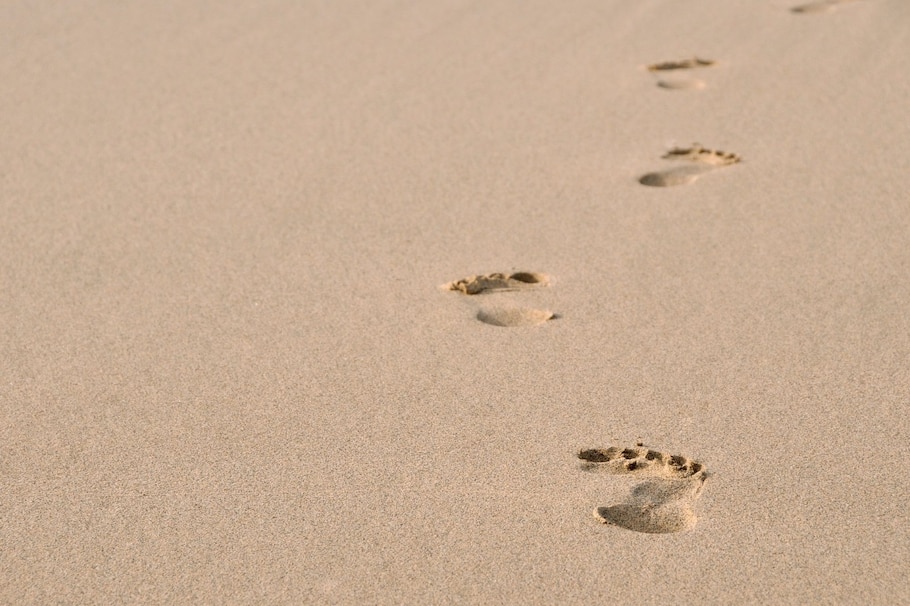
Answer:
[{"left": 2, "top": 0, "right": 909, "bottom": 603}]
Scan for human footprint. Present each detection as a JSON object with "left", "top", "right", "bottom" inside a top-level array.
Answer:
[
  {"left": 647, "top": 57, "right": 716, "bottom": 90},
  {"left": 443, "top": 271, "right": 557, "bottom": 327},
  {"left": 578, "top": 446, "right": 709, "bottom": 533},
  {"left": 639, "top": 145, "right": 741, "bottom": 187}
]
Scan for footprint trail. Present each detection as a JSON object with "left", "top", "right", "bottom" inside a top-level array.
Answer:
[{"left": 578, "top": 446, "right": 709, "bottom": 534}]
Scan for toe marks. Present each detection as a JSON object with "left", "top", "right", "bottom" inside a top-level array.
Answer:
[
  {"left": 662, "top": 145, "right": 741, "bottom": 166},
  {"left": 648, "top": 57, "right": 715, "bottom": 91},
  {"left": 578, "top": 445, "right": 705, "bottom": 479},
  {"left": 648, "top": 57, "right": 715, "bottom": 72},
  {"left": 577, "top": 447, "right": 620, "bottom": 463},
  {"left": 639, "top": 145, "right": 741, "bottom": 187},
  {"left": 446, "top": 272, "right": 549, "bottom": 295}
]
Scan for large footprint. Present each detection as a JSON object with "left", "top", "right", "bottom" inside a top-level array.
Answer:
[
  {"left": 444, "top": 272, "right": 557, "bottom": 327},
  {"left": 792, "top": 0, "right": 861, "bottom": 14},
  {"left": 647, "top": 57, "right": 716, "bottom": 90},
  {"left": 639, "top": 145, "right": 741, "bottom": 187},
  {"left": 578, "top": 446, "right": 709, "bottom": 533}
]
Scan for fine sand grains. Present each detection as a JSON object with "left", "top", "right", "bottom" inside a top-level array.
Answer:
[
  {"left": 578, "top": 446, "right": 709, "bottom": 534},
  {"left": 639, "top": 145, "right": 742, "bottom": 188}
]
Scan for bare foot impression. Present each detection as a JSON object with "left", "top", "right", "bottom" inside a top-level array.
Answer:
[
  {"left": 647, "top": 57, "right": 716, "bottom": 90},
  {"left": 445, "top": 272, "right": 550, "bottom": 295},
  {"left": 791, "top": 0, "right": 861, "bottom": 14},
  {"left": 639, "top": 145, "right": 741, "bottom": 187},
  {"left": 578, "top": 446, "right": 709, "bottom": 533},
  {"left": 444, "top": 271, "right": 557, "bottom": 327}
]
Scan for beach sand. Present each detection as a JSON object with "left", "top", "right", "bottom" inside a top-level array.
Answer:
[{"left": 2, "top": 0, "right": 908, "bottom": 603}]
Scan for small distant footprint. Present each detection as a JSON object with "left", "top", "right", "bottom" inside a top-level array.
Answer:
[
  {"left": 444, "top": 271, "right": 557, "bottom": 327},
  {"left": 444, "top": 272, "right": 550, "bottom": 295},
  {"left": 639, "top": 145, "right": 741, "bottom": 187},
  {"left": 578, "top": 446, "right": 709, "bottom": 533},
  {"left": 648, "top": 57, "right": 716, "bottom": 90},
  {"left": 791, "top": 0, "right": 860, "bottom": 13}
]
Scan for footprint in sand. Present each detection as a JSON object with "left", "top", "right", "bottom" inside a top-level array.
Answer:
[
  {"left": 639, "top": 145, "right": 741, "bottom": 187},
  {"left": 791, "top": 0, "right": 861, "bottom": 14},
  {"left": 647, "top": 57, "right": 716, "bottom": 90},
  {"left": 578, "top": 446, "right": 709, "bottom": 533},
  {"left": 476, "top": 307, "right": 557, "bottom": 327},
  {"left": 444, "top": 272, "right": 557, "bottom": 327}
]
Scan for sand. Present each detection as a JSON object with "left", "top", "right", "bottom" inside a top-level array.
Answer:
[{"left": 2, "top": 0, "right": 909, "bottom": 603}]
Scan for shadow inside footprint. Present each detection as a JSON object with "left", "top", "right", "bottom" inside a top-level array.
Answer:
[
  {"left": 476, "top": 307, "right": 555, "bottom": 327},
  {"left": 594, "top": 479, "right": 704, "bottom": 533},
  {"left": 595, "top": 502, "right": 695, "bottom": 534},
  {"left": 639, "top": 165, "right": 708, "bottom": 187},
  {"left": 639, "top": 145, "right": 741, "bottom": 188},
  {"left": 792, "top": 0, "right": 858, "bottom": 13},
  {"left": 657, "top": 78, "right": 706, "bottom": 90}
]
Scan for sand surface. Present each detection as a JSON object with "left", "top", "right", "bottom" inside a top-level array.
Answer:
[{"left": 2, "top": 0, "right": 909, "bottom": 603}]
